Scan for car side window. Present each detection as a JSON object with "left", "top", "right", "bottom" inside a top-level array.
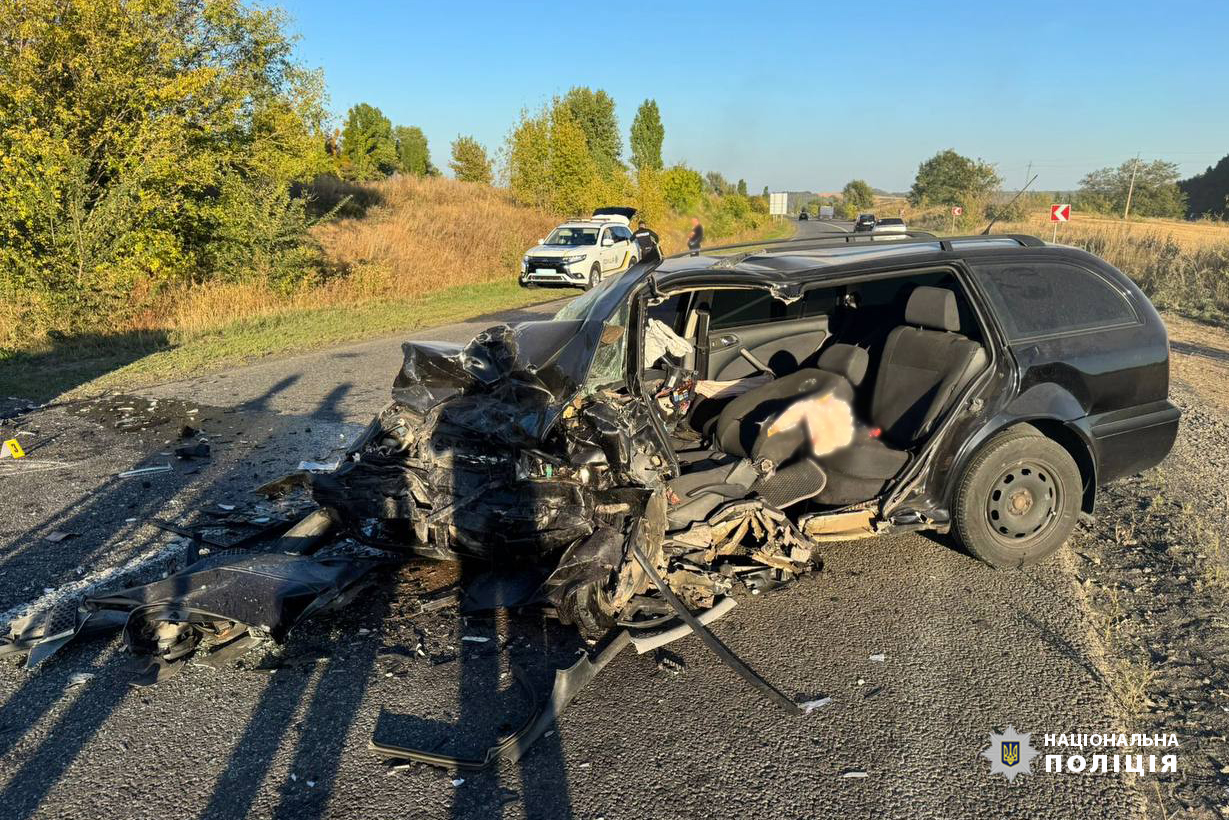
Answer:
[
  {"left": 614, "top": 226, "right": 631, "bottom": 243},
  {"left": 708, "top": 289, "right": 800, "bottom": 330},
  {"left": 972, "top": 261, "right": 1140, "bottom": 340},
  {"left": 801, "top": 286, "right": 840, "bottom": 318}
]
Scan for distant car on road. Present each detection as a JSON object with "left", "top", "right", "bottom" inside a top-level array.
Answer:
[
  {"left": 798, "top": 210, "right": 809, "bottom": 221},
  {"left": 853, "top": 214, "right": 877, "bottom": 232},
  {"left": 873, "top": 217, "right": 907, "bottom": 234},
  {"left": 520, "top": 207, "right": 639, "bottom": 290}
]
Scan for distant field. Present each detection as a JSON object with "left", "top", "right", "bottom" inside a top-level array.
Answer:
[{"left": 1002, "top": 210, "right": 1229, "bottom": 251}]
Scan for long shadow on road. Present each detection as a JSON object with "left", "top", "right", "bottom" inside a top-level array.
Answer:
[
  {"left": 0, "top": 372, "right": 584, "bottom": 819},
  {"left": 0, "top": 382, "right": 365, "bottom": 819}
]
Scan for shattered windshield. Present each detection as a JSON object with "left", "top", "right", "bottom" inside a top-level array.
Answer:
[
  {"left": 552, "top": 274, "right": 621, "bottom": 323},
  {"left": 545, "top": 226, "right": 598, "bottom": 246},
  {"left": 583, "top": 301, "right": 630, "bottom": 391}
]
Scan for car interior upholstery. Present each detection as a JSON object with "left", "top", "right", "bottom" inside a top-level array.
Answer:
[{"left": 649, "top": 275, "right": 988, "bottom": 529}]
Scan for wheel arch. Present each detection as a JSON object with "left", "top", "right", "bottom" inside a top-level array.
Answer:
[
  {"left": 1025, "top": 418, "right": 1097, "bottom": 514},
  {"left": 947, "top": 417, "right": 1098, "bottom": 515}
]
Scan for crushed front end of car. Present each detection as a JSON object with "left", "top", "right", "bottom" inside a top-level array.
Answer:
[{"left": 309, "top": 318, "right": 818, "bottom": 637}]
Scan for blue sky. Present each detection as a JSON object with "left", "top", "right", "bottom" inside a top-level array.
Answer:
[{"left": 284, "top": 1, "right": 1229, "bottom": 192}]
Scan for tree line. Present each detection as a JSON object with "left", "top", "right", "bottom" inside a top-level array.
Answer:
[
  {"left": 336, "top": 87, "right": 767, "bottom": 233},
  {"left": 900, "top": 148, "right": 1223, "bottom": 222},
  {"left": 0, "top": 0, "right": 768, "bottom": 342}
]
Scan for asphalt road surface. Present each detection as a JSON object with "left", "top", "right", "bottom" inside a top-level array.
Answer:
[{"left": 0, "top": 231, "right": 1145, "bottom": 819}]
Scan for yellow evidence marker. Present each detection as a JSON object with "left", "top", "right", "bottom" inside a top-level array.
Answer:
[{"left": 0, "top": 439, "right": 25, "bottom": 459}]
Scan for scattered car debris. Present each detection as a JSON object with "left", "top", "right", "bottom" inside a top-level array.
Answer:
[
  {"left": 67, "top": 672, "right": 95, "bottom": 687},
  {"left": 0, "top": 396, "right": 37, "bottom": 421},
  {"left": 174, "top": 441, "right": 210, "bottom": 459},
  {"left": 842, "top": 771, "right": 868, "bottom": 779},
  {"left": 800, "top": 697, "right": 832, "bottom": 714},
  {"left": 868, "top": 653, "right": 886, "bottom": 662},
  {"left": 0, "top": 542, "right": 397, "bottom": 677},
  {"left": 298, "top": 460, "right": 341, "bottom": 473},
  {"left": 653, "top": 648, "right": 686, "bottom": 675},
  {"left": 418, "top": 592, "right": 460, "bottom": 614},
  {"left": 43, "top": 531, "right": 77, "bottom": 543},
  {"left": 117, "top": 465, "right": 172, "bottom": 478}
]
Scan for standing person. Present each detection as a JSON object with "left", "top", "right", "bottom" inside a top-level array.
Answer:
[
  {"left": 687, "top": 216, "right": 704, "bottom": 254},
  {"left": 632, "top": 219, "right": 661, "bottom": 263}
]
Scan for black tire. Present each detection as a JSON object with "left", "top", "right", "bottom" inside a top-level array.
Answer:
[
  {"left": 953, "top": 426, "right": 1080, "bottom": 568},
  {"left": 557, "top": 580, "right": 615, "bottom": 640},
  {"left": 585, "top": 263, "right": 601, "bottom": 290}
]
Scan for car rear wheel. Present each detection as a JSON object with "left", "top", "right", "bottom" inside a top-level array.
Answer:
[
  {"left": 953, "top": 426, "right": 1080, "bottom": 568},
  {"left": 586, "top": 263, "right": 601, "bottom": 290}
]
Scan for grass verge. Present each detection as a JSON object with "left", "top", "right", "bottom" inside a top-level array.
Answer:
[
  {"left": 1, "top": 176, "right": 794, "bottom": 402},
  {"left": 0, "top": 280, "right": 562, "bottom": 402}
]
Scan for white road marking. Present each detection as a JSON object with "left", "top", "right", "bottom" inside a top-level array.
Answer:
[{"left": 0, "top": 535, "right": 187, "bottom": 629}]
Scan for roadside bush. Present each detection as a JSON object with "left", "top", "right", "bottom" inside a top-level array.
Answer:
[
  {"left": 661, "top": 165, "right": 705, "bottom": 213},
  {"left": 0, "top": 0, "right": 330, "bottom": 347}
]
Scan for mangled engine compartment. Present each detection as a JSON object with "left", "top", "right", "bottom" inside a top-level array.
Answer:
[{"left": 310, "top": 325, "right": 818, "bottom": 638}]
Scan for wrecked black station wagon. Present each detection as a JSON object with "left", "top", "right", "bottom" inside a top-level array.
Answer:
[{"left": 323, "top": 229, "right": 1180, "bottom": 628}]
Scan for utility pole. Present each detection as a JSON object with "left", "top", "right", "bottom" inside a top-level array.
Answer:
[{"left": 1123, "top": 153, "right": 1141, "bottom": 220}]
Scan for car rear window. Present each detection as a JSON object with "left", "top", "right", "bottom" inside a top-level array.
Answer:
[{"left": 971, "top": 261, "right": 1139, "bottom": 340}]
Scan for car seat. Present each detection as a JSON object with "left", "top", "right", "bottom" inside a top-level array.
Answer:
[{"left": 815, "top": 287, "right": 987, "bottom": 506}]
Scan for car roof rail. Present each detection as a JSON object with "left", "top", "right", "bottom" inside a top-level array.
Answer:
[
  {"left": 934, "top": 233, "right": 1046, "bottom": 250},
  {"left": 667, "top": 230, "right": 940, "bottom": 260},
  {"left": 666, "top": 230, "right": 1045, "bottom": 261}
]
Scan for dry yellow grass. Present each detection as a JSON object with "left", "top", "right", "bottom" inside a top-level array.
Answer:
[
  {"left": 998, "top": 211, "right": 1229, "bottom": 252},
  {"left": 146, "top": 176, "right": 787, "bottom": 335},
  {"left": 2, "top": 175, "right": 795, "bottom": 399},
  {"left": 149, "top": 176, "right": 561, "bottom": 334}
]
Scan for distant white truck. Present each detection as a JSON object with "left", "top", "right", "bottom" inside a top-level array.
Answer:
[
  {"left": 519, "top": 207, "right": 639, "bottom": 290},
  {"left": 818, "top": 205, "right": 835, "bottom": 220}
]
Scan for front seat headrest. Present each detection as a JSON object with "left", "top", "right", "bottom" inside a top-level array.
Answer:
[
  {"left": 816, "top": 343, "right": 869, "bottom": 387},
  {"left": 904, "top": 286, "right": 960, "bottom": 332}
]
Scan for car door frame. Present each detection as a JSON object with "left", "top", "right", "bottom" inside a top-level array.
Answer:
[
  {"left": 598, "top": 227, "right": 618, "bottom": 272},
  {"left": 614, "top": 225, "right": 634, "bottom": 269},
  {"left": 695, "top": 286, "right": 838, "bottom": 379}
]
